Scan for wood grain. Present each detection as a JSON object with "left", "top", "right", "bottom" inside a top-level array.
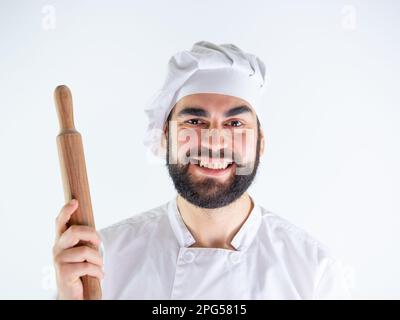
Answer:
[{"left": 54, "top": 85, "right": 102, "bottom": 300}]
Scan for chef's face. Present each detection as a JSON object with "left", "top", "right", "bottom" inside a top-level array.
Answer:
[{"left": 165, "top": 93, "right": 265, "bottom": 209}]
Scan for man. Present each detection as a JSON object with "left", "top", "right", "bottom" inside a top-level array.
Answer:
[{"left": 53, "top": 41, "right": 351, "bottom": 299}]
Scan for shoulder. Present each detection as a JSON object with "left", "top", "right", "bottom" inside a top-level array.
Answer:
[
  {"left": 259, "top": 206, "right": 331, "bottom": 255},
  {"left": 257, "top": 205, "right": 340, "bottom": 275},
  {"left": 257, "top": 206, "right": 352, "bottom": 298}
]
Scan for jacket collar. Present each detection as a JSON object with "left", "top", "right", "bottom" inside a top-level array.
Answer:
[{"left": 167, "top": 194, "right": 262, "bottom": 251}]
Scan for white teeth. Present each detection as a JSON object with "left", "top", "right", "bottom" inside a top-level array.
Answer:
[{"left": 199, "top": 160, "right": 231, "bottom": 169}]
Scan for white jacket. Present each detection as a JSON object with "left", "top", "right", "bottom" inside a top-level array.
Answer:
[{"left": 99, "top": 196, "right": 351, "bottom": 299}]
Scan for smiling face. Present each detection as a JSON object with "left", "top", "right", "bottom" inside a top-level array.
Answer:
[{"left": 164, "top": 93, "right": 265, "bottom": 209}]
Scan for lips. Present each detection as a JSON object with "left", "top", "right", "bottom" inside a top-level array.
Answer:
[
  {"left": 198, "top": 159, "right": 232, "bottom": 169},
  {"left": 189, "top": 160, "right": 236, "bottom": 177}
]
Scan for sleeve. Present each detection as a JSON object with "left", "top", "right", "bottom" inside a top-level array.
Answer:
[{"left": 313, "top": 255, "right": 353, "bottom": 300}]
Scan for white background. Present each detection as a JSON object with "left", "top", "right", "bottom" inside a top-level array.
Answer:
[{"left": 0, "top": 0, "right": 399, "bottom": 299}]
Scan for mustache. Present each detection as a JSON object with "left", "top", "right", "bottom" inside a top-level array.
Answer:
[{"left": 184, "top": 147, "right": 244, "bottom": 165}]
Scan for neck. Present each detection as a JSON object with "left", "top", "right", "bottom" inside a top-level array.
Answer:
[{"left": 176, "top": 192, "right": 254, "bottom": 250}]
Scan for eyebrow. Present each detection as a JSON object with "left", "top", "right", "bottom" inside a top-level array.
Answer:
[
  {"left": 177, "top": 107, "right": 210, "bottom": 118},
  {"left": 223, "top": 105, "right": 252, "bottom": 117},
  {"left": 176, "top": 105, "right": 252, "bottom": 118}
]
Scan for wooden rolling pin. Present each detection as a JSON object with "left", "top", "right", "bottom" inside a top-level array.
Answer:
[{"left": 54, "top": 85, "right": 102, "bottom": 300}]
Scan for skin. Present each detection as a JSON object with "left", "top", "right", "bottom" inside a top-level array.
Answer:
[
  {"left": 53, "top": 93, "right": 265, "bottom": 299},
  {"left": 164, "top": 93, "right": 265, "bottom": 249},
  {"left": 53, "top": 199, "right": 104, "bottom": 300}
]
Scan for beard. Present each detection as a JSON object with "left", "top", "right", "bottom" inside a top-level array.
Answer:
[{"left": 166, "top": 128, "right": 261, "bottom": 209}]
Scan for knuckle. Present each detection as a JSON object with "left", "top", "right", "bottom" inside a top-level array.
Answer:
[
  {"left": 69, "top": 225, "right": 79, "bottom": 234},
  {"left": 94, "top": 231, "right": 101, "bottom": 242},
  {"left": 83, "top": 263, "right": 91, "bottom": 272},
  {"left": 53, "top": 252, "right": 61, "bottom": 264},
  {"left": 79, "top": 246, "right": 91, "bottom": 256},
  {"left": 68, "top": 225, "right": 81, "bottom": 240}
]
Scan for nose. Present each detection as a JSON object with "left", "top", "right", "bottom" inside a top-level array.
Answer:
[{"left": 200, "top": 123, "right": 230, "bottom": 155}]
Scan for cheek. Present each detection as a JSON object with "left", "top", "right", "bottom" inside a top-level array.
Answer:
[
  {"left": 233, "top": 130, "right": 258, "bottom": 163},
  {"left": 174, "top": 128, "right": 201, "bottom": 160}
]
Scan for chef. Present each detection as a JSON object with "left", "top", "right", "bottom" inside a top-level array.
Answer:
[{"left": 53, "top": 41, "right": 352, "bottom": 299}]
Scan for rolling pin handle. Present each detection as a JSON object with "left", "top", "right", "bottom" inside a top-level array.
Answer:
[{"left": 54, "top": 85, "right": 76, "bottom": 131}]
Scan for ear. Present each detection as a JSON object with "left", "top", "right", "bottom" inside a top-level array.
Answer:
[
  {"left": 160, "top": 121, "right": 168, "bottom": 154},
  {"left": 259, "top": 128, "right": 266, "bottom": 157},
  {"left": 161, "top": 107, "right": 175, "bottom": 154}
]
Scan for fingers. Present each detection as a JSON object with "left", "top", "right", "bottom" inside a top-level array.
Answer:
[
  {"left": 54, "top": 245, "right": 103, "bottom": 267},
  {"left": 56, "top": 225, "right": 101, "bottom": 252},
  {"left": 53, "top": 200, "right": 104, "bottom": 300},
  {"left": 55, "top": 199, "right": 79, "bottom": 238},
  {"left": 58, "top": 262, "right": 104, "bottom": 285}
]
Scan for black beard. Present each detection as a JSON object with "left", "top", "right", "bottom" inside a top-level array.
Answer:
[{"left": 166, "top": 133, "right": 261, "bottom": 209}]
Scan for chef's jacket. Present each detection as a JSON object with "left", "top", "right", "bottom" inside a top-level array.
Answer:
[{"left": 99, "top": 196, "right": 351, "bottom": 299}]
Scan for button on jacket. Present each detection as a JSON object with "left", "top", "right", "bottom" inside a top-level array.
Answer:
[{"left": 99, "top": 196, "right": 351, "bottom": 299}]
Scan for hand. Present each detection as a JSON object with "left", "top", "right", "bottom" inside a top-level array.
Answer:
[{"left": 52, "top": 199, "right": 104, "bottom": 300}]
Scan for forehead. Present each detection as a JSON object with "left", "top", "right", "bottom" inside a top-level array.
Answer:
[{"left": 173, "top": 93, "right": 256, "bottom": 115}]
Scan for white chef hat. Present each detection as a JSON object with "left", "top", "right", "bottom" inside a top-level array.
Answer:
[{"left": 143, "top": 40, "right": 268, "bottom": 157}]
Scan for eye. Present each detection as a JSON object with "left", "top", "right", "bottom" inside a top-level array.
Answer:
[
  {"left": 225, "top": 120, "right": 243, "bottom": 127},
  {"left": 185, "top": 119, "right": 205, "bottom": 126}
]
